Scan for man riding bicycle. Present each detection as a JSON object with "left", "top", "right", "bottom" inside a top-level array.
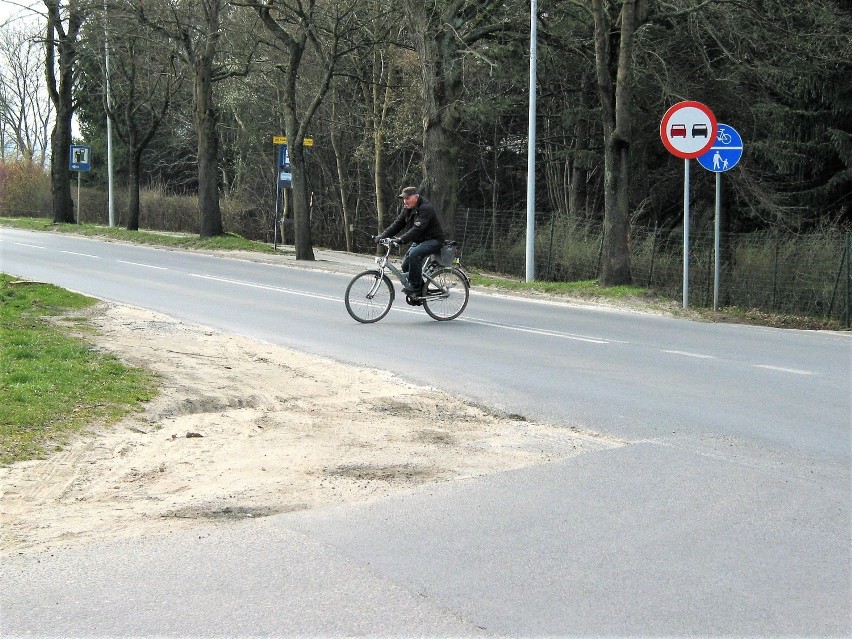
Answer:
[{"left": 373, "top": 186, "right": 446, "bottom": 297}]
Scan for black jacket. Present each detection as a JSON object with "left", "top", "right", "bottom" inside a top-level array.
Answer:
[{"left": 379, "top": 196, "right": 446, "bottom": 244}]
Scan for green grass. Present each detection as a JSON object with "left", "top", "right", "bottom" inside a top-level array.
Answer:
[
  {"left": 0, "top": 216, "right": 276, "bottom": 253},
  {"left": 467, "top": 272, "right": 844, "bottom": 329},
  {"left": 0, "top": 274, "right": 159, "bottom": 464},
  {"left": 469, "top": 273, "right": 650, "bottom": 300}
]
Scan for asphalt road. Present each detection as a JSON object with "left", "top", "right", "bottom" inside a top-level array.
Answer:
[{"left": 1, "top": 228, "right": 850, "bottom": 637}]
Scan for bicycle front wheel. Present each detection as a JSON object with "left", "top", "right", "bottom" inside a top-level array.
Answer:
[
  {"left": 345, "top": 270, "right": 395, "bottom": 323},
  {"left": 423, "top": 267, "right": 469, "bottom": 321}
]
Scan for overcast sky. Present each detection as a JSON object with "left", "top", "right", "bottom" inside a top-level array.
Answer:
[{"left": 0, "top": 1, "right": 43, "bottom": 29}]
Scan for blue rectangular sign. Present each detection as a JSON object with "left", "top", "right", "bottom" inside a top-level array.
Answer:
[{"left": 69, "top": 145, "right": 91, "bottom": 171}]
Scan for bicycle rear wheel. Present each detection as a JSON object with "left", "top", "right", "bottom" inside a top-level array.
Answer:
[
  {"left": 423, "top": 267, "right": 469, "bottom": 321},
  {"left": 345, "top": 270, "right": 394, "bottom": 323}
]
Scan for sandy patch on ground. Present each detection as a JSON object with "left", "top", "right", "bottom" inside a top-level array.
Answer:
[{"left": 0, "top": 303, "right": 622, "bottom": 556}]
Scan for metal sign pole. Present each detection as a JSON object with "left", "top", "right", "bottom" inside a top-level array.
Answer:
[
  {"left": 659, "top": 101, "right": 717, "bottom": 309},
  {"left": 714, "top": 172, "right": 722, "bottom": 310},
  {"left": 697, "top": 123, "right": 744, "bottom": 312},
  {"left": 683, "top": 159, "right": 690, "bottom": 308},
  {"left": 76, "top": 172, "right": 81, "bottom": 224},
  {"left": 273, "top": 179, "right": 280, "bottom": 250}
]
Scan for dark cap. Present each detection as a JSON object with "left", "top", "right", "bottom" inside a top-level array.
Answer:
[{"left": 397, "top": 186, "right": 419, "bottom": 199}]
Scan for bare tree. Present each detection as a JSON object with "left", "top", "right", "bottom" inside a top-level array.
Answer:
[
  {"left": 246, "top": 0, "right": 358, "bottom": 260},
  {"left": 332, "top": 0, "right": 408, "bottom": 250},
  {"left": 139, "top": 0, "right": 258, "bottom": 238},
  {"left": 87, "top": 3, "right": 184, "bottom": 230},
  {"left": 0, "top": 24, "right": 53, "bottom": 166}
]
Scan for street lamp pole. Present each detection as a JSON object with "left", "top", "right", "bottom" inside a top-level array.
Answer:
[
  {"left": 104, "top": 0, "right": 115, "bottom": 227},
  {"left": 525, "top": 0, "right": 538, "bottom": 282}
]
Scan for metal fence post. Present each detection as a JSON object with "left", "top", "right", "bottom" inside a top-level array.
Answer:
[
  {"left": 646, "top": 221, "right": 657, "bottom": 288},
  {"left": 772, "top": 236, "right": 780, "bottom": 312}
]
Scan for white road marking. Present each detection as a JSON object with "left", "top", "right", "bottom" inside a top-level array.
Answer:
[
  {"left": 117, "top": 260, "right": 168, "bottom": 270},
  {"left": 61, "top": 250, "right": 101, "bottom": 258},
  {"left": 662, "top": 349, "right": 716, "bottom": 359},
  {"left": 460, "top": 317, "right": 611, "bottom": 344},
  {"left": 753, "top": 364, "right": 816, "bottom": 376},
  {"left": 12, "top": 242, "right": 45, "bottom": 249},
  {"left": 188, "top": 273, "right": 338, "bottom": 302}
]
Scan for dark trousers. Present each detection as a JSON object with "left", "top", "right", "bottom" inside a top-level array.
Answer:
[{"left": 402, "top": 239, "right": 443, "bottom": 290}]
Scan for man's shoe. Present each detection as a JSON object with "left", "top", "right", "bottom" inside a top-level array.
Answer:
[{"left": 401, "top": 286, "right": 418, "bottom": 296}]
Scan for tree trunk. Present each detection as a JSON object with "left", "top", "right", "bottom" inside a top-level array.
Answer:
[
  {"left": 288, "top": 141, "right": 315, "bottom": 260},
  {"left": 405, "top": 1, "right": 462, "bottom": 236},
  {"left": 330, "top": 94, "right": 352, "bottom": 252},
  {"left": 421, "top": 122, "right": 459, "bottom": 236},
  {"left": 127, "top": 145, "right": 142, "bottom": 231},
  {"left": 49, "top": 110, "right": 74, "bottom": 224},
  {"left": 569, "top": 73, "right": 593, "bottom": 218},
  {"left": 195, "top": 56, "right": 223, "bottom": 238},
  {"left": 592, "top": 0, "right": 635, "bottom": 286},
  {"left": 45, "top": 0, "right": 82, "bottom": 224},
  {"left": 373, "top": 49, "right": 392, "bottom": 236}
]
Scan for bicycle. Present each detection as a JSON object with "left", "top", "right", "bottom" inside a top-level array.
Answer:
[
  {"left": 345, "top": 238, "right": 470, "bottom": 323},
  {"left": 717, "top": 128, "right": 732, "bottom": 144}
]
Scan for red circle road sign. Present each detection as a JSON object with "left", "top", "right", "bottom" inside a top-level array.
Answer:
[{"left": 660, "top": 101, "right": 717, "bottom": 159}]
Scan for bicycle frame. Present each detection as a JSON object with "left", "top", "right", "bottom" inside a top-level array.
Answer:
[
  {"left": 368, "top": 240, "right": 463, "bottom": 300},
  {"left": 365, "top": 242, "right": 408, "bottom": 298}
]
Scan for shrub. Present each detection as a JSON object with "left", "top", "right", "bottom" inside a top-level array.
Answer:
[{"left": 0, "top": 162, "right": 51, "bottom": 217}]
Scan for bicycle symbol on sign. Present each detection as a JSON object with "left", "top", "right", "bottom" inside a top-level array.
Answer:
[{"left": 717, "top": 127, "right": 732, "bottom": 145}]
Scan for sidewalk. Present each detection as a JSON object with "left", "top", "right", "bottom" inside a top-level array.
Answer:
[{"left": 200, "top": 244, "right": 379, "bottom": 276}]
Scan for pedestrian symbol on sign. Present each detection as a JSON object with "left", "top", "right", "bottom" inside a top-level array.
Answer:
[{"left": 697, "top": 124, "right": 743, "bottom": 173}]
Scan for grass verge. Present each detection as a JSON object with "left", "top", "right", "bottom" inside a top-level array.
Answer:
[
  {"left": 468, "top": 272, "right": 844, "bottom": 330},
  {"left": 0, "top": 274, "right": 159, "bottom": 464},
  {"left": 0, "top": 216, "right": 277, "bottom": 253},
  {"left": 469, "top": 273, "right": 649, "bottom": 301}
]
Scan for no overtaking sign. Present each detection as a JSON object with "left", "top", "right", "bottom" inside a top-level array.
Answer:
[{"left": 660, "top": 101, "right": 717, "bottom": 159}]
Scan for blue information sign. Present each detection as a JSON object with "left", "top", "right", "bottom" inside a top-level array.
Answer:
[
  {"left": 69, "top": 145, "right": 92, "bottom": 171},
  {"left": 277, "top": 145, "right": 291, "bottom": 187},
  {"left": 697, "top": 123, "right": 743, "bottom": 173}
]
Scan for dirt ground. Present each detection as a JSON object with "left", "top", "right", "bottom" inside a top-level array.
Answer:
[{"left": 0, "top": 302, "right": 622, "bottom": 556}]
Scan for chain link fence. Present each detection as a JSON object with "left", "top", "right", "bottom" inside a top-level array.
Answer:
[
  {"left": 446, "top": 208, "right": 851, "bottom": 327},
  {"left": 4, "top": 189, "right": 849, "bottom": 326}
]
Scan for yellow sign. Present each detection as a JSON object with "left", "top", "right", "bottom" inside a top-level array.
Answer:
[{"left": 272, "top": 136, "right": 314, "bottom": 147}]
